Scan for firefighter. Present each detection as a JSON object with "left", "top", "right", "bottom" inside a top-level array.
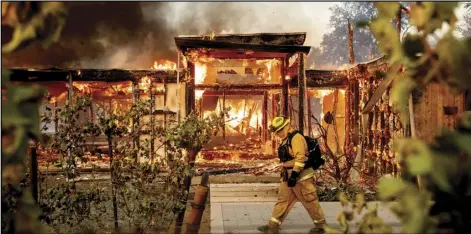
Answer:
[{"left": 257, "top": 116, "right": 326, "bottom": 234}]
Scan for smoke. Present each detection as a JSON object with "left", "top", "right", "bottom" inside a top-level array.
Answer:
[{"left": 2, "top": 2, "right": 334, "bottom": 69}]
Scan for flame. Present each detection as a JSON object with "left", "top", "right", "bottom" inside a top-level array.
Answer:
[
  {"left": 139, "top": 76, "right": 152, "bottom": 90},
  {"left": 49, "top": 92, "right": 67, "bottom": 104},
  {"left": 204, "top": 99, "right": 262, "bottom": 135},
  {"left": 288, "top": 54, "right": 298, "bottom": 67},
  {"left": 152, "top": 60, "right": 177, "bottom": 70},
  {"left": 185, "top": 49, "right": 224, "bottom": 64},
  {"left": 256, "top": 59, "right": 281, "bottom": 82},
  {"left": 109, "top": 84, "right": 133, "bottom": 96},
  {"left": 77, "top": 70, "right": 81, "bottom": 76},
  {"left": 310, "top": 89, "right": 335, "bottom": 99},
  {"left": 195, "top": 62, "right": 207, "bottom": 100},
  {"left": 209, "top": 32, "right": 215, "bottom": 40},
  {"left": 73, "top": 83, "right": 92, "bottom": 94}
]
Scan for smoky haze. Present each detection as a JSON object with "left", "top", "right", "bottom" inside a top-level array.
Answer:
[{"left": 1, "top": 2, "right": 333, "bottom": 69}]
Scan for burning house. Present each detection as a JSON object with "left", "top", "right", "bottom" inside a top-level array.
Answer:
[{"left": 8, "top": 32, "right": 468, "bottom": 177}]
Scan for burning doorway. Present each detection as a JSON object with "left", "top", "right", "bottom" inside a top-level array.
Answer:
[
  {"left": 192, "top": 58, "right": 283, "bottom": 161},
  {"left": 174, "top": 32, "right": 312, "bottom": 173}
]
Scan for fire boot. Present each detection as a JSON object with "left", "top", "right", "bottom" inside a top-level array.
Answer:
[
  {"left": 309, "top": 222, "right": 326, "bottom": 234},
  {"left": 257, "top": 223, "right": 280, "bottom": 234}
]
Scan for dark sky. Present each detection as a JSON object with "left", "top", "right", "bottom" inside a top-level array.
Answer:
[
  {"left": 2, "top": 2, "right": 184, "bottom": 69},
  {"left": 2, "top": 2, "right": 337, "bottom": 69}
]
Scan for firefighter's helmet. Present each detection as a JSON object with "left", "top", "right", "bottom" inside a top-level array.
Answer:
[{"left": 269, "top": 116, "right": 290, "bottom": 133}]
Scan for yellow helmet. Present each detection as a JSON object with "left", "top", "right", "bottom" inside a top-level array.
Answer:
[{"left": 269, "top": 116, "right": 290, "bottom": 133}]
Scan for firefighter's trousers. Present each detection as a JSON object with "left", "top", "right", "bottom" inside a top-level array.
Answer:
[{"left": 268, "top": 177, "right": 326, "bottom": 227}]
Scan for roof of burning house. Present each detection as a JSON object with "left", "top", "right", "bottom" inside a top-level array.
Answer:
[
  {"left": 8, "top": 68, "right": 185, "bottom": 83},
  {"left": 176, "top": 32, "right": 307, "bottom": 46},
  {"left": 300, "top": 56, "right": 389, "bottom": 88},
  {"left": 174, "top": 37, "right": 311, "bottom": 55}
]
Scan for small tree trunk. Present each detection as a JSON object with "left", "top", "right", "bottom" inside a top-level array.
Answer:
[
  {"left": 108, "top": 138, "right": 119, "bottom": 231},
  {"left": 174, "top": 148, "right": 199, "bottom": 234},
  {"left": 30, "top": 146, "right": 39, "bottom": 203}
]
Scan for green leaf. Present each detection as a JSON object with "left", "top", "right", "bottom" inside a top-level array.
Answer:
[
  {"left": 337, "top": 212, "right": 348, "bottom": 233},
  {"left": 378, "top": 178, "right": 408, "bottom": 200},
  {"left": 2, "top": 69, "right": 12, "bottom": 87},
  {"left": 370, "top": 18, "right": 403, "bottom": 63},
  {"left": 2, "top": 2, "right": 67, "bottom": 53},
  {"left": 402, "top": 139, "right": 433, "bottom": 175},
  {"left": 452, "top": 133, "right": 471, "bottom": 155},
  {"left": 409, "top": 2, "right": 436, "bottom": 30},
  {"left": 390, "top": 74, "right": 417, "bottom": 125},
  {"left": 375, "top": 2, "right": 400, "bottom": 19},
  {"left": 338, "top": 192, "right": 349, "bottom": 207},
  {"left": 435, "top": 33, "right": 471, "bottom": 92},
  {"left": 323, "top": 226, "right": 341, "bottom": 234},
  {"left": 434, "top": 2, "right": 459, "bottom": 28},
  {"left": 429, "top": 152, "right": 457, "bottom": 192},
  {"left": 356, "top": 193, "right": 366, "bottom": 214}
]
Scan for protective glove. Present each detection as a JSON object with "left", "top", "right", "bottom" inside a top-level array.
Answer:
[{"left": 287, "top": 171, "right": 299, "bottom": 187}]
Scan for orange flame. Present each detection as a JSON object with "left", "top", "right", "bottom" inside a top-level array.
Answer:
[
  {"left": 73, "top": 83, "right": 92, "bottom": 94},
  {"left": 108, "top": 84, "right": 133, "bottom": 96},
  {"left": 185, "top": 49, "right": 224, "bottom": 64},
  {"left": 204, "top": 99, "right": 262, "bottom": 135},
  {"left": 151, "top": 60, "right": 177, "bottom": 70},
  {"left": 256, "top": 59, "right": 281, "bottom": 82},
  {"left": 195, "top": 62, "right": 207, "bottom": 100},
  {"left": 310, "top": 89, "right": 335, "bottom": 99},
  {"left": 49, "top": 92, "right": 67, "bottom": 104},
  {"left": 139, "top": 76, "right": 152, "bottom": 90}
]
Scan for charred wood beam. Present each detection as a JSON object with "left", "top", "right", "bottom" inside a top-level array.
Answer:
[
  {"left": 175, "top": 38, "right": 311, "bottom": 54},
  {"left": 187, "top": 63, "right": 196, "bottom": 116},
  {"left": 202, "top": 90, "right": 266, "bottom": 96},
  {"left": 195, "top": 84, "right": 282, "bottom": 91},
  {"left": 290, "top": 70, "right": 349, "bottom": 88},
  {"left": 348, "top": 19, "right": 355, "bottom": 64},
  {"left": 191, "top": 54, "right": 288, "bottom": 60},
  {"left": 8, "top": 68, "right": 186, "bottom": 83},
  {"left": 223, "top": 90, "right": 226, "bottom": 140},
  {"left": 282, "top": 58, "right": 289, "bottom": 117},
  {"left": 263, "top": 91, "right": 268, "bottom": 142},
  {"left": 298, "top": 53, "right": 306, "bottom": 134}
]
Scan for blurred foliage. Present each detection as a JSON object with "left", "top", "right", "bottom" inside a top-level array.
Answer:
[
  {"left": 2, "top": 2, "right": 67, "bottom": 53},
  {"left": 327, "top": 2, "right": 471, "bottom": 233},
  {"left": 1, "top": 2, "right": 67, "bottom": 234},
  {"left": 317, "top": 183, "right": 376, "bottom": 202},
  {"left": 1, "top": 2, "right": 67, "bottom": 53},
  {"left": 323, "top": 193, "right": 393, "bottom": 234}
]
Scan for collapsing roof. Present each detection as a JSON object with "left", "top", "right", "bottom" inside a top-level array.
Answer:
[
  {"left": 301, "top": 56, "right": 389, "bottom": 88},
  {"left": 176, "top": 32, "right": 307, "bottom": 46},
  {"left": 174, "top": 32, "right": 311, "bottom": 57}
]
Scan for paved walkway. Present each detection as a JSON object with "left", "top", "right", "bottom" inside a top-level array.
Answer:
[{"left": 210, "top": 184, "right": 401, "bottom": 234}]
